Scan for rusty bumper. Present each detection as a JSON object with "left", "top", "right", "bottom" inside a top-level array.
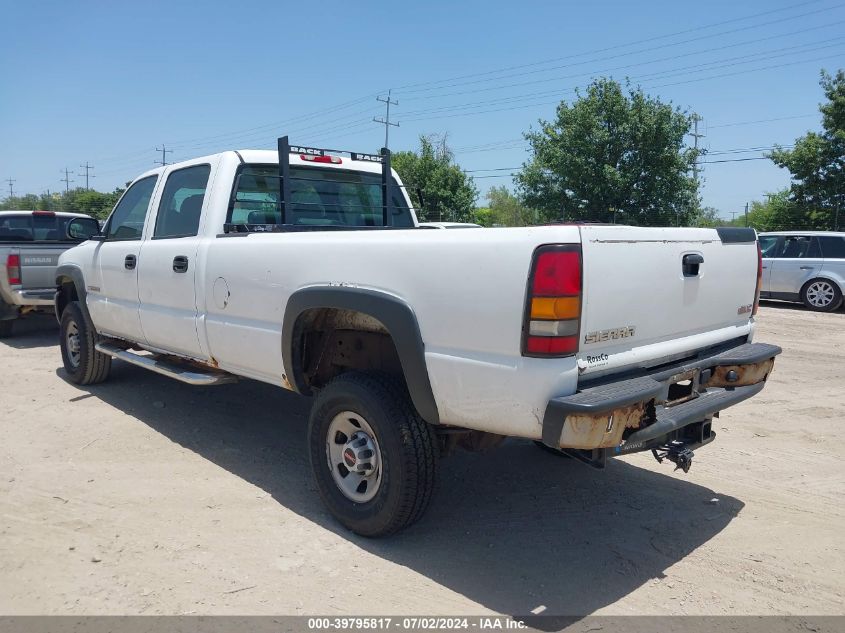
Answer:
[{"left": 542, "top": 341, "right": 781, "bottom": 452}]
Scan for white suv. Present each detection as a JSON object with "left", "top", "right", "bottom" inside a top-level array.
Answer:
[{"left": 758, "top": 231, "right": 845, "bottom": 311}]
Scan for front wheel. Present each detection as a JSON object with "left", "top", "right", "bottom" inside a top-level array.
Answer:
[
  {"left": 308, "top": 372, "right": 438, "bottom": 537},
  {"left": 60, "top": 301, "right": 111, "bottom": 385},
  {"left": 801, "top": 279, "right": 843, "bottom": 312}
]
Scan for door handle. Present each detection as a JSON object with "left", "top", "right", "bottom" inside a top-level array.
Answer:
[
  {"left": 124, "top": 254, "right": 136, "bottom": 270},
  {"left": 761, "top": 265, "right": 768, "bottom": 269},
  {"left": 799, "top": 266, "right": 813, "bottom": 270},
  {"left": 172, "top": 255, "right": 189, "bottom": 273}
]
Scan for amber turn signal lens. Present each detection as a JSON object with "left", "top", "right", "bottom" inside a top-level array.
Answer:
[{"left": 530, "top": 296, "right": 580, "bottom": 320}]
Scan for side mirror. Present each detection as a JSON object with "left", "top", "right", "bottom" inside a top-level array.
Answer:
[{"left": 66, "top": 217, "right": 103, "bottom": 242}]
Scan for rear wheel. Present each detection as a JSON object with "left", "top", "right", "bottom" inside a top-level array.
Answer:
[
  {"left": 801, "top": 278, "right": 843, "bottom": 312},
  {"left": 60, "top": 301, "right": 111, "bottom": 385},
  {"left": 308, "top": 372, "right": 438, "bottom": 537},
  {"left": 0, "top": 319, "right": 13, "bottom": 338}
]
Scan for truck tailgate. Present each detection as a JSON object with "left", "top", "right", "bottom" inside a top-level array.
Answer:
[
  {"left": 19, "top": 245, "right": 65, "bottom": 289},
  {"left": 578, "top": 225, "right": 757, "bottom": 375}
]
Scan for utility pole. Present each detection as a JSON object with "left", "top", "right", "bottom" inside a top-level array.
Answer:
[
  {"left": 373, "top": 89, "right": 399, "bottom": 149},
  {"left": 730, "top": 211, "right": 738, "bottom": 222},
  {"left": 60, "top": 168, "right": 74, "bottom": 193},
  {"left": 155, "top": 145, "right": 173, "bottom": 166},
  {"left": 5, "top": 177, "right": 15, "bottom": 199},
  {"left": 744, "top": 202, "right": 749, "bottom": 227},
  {"left": 78, "top": 162, "right": 95, "bottom": 190},
  {"left": 689, "top": 114, "right": 705, "bottom": 181}
]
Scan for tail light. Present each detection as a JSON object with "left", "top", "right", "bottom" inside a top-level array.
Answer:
[
  {"left": 522, "top": 244, "right": 582, "bottom": 357},
  {"left": 6, "top": 253, "right": 21, "bottom": 285},
  {"left": 752, "top": 241, "right": 762, "bottom": 315}
]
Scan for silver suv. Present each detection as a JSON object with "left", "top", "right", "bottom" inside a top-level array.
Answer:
[{"left": 758, "top": 231, "right": 845, "bottom": 312}]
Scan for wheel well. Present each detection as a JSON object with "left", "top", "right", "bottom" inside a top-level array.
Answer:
[
  {"left": 290, "top": 308, "right": 404, "bottom": 393},
  {"left": 55, "top": 277, "right": 79, "bottom": 318}
]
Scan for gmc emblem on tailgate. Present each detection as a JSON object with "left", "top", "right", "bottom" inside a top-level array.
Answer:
[{"left": 584, "top": 325, "right": 636, "bottom": 345}]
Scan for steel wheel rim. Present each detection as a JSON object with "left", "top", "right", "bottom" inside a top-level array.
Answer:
[
  {"left": 807, "top": 281, "right": 835, "bottom": 307},
  {"left": 325, "top": 410, "right": 382, "bottom": 503},
  {"left": 65, "top": 321, "right": 81, "bottom": 368}
]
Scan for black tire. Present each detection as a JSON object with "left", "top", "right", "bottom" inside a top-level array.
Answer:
[
  {"left": 59, "top": 301, "right": 111, "bottom": 385},
  {"left": 800, "top": 278, "right": 843, "bottom": 312},
  {"left": 308, "top": 371, "right": 438, "bottom": 537},
  {"left": 0, "top": 319, "right": 13, "bottom": 339}
]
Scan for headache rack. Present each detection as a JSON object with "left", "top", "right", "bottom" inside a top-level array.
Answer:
[{"left": 222, "top": 136, "right": 402, "bottom": 234}]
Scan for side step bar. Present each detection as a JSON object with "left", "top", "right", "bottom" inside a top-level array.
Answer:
[{"left": 95, "top": 342, "right": 237, "bottom": 386}]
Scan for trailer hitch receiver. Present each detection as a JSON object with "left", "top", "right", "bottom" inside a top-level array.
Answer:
[{"left": 652, "top": 441, "right": 695, "bottom": 474}]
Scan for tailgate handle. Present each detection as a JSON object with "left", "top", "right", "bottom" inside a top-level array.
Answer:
[{"left": 682, "top": 253, "right": 704, "bottom": 277}]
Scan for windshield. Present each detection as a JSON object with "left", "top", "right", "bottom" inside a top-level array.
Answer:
[
  {"left": 0, "top": 214, "right": 96, "bottom": 242},
  {"left": 228, "top": 164, "right": 414, "bottom": 228}
]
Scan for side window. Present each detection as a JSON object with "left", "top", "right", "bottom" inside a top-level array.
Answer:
[
  {"left": 153, "top": 165, "right": 211, "bottom": 239},
  {"left": 819, "top": 236, "right": 845, "bottom": 259},
  {"left": 758, "top": 236, "right": 779, "bottom": 258},
  {"left": 106, "top": 176, "right": 158, "bottom": 240},
  {"left": 777, "top": 236, "right": 812, "bottom": 258}
]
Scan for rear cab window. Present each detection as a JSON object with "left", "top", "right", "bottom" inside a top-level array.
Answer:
[{"left": 227, "top": 164, "right": 414, "bottom": 228}]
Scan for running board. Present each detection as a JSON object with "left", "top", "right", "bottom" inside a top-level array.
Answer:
[{"left": 94, "top": 342, "right": 237, "bottom": 386}]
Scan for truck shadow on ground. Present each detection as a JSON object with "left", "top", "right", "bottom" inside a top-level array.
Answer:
[
  {"left": 62, "top": 361, "right": 744, "bottom": 620},
  {"left": 0, "top": 314, "right": 58, "bottom": 349}
]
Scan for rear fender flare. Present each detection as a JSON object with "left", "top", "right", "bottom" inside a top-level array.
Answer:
[{"left": 282, "top": 286, "right": 440, "bottom": 425}]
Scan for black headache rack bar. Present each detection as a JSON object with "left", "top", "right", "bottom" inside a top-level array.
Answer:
[{"left": 222, "top": 135, "right": 397, "bottom": 234}]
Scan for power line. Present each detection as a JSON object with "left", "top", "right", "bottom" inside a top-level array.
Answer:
[
  {"left": 155, "top": 145, "right": 173, "bottom": 166},
  {"left": 60, "top": 168, "right": 74, "bottom": 193},
  {"left": 393, "top": 0, "right": 833, "bottom": 92},
  {"left": 77, "top": 162, "right": 95, "bottom": 189},
  {"left": 373, "top": 90, "right": 400, "bottom": 149}
]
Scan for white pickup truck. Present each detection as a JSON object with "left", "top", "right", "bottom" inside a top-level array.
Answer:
[{"left": 55, "top": 138, "right": 781, "bottom": 536}]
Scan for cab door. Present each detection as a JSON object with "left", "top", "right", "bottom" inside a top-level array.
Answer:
[
  {"left": 87, "top": 175, "right": 159, "bottom": 341},
  {"left": 769, "top": 235, "right": 823, "bottom": 297},
  {"left": 136, "top": 162, "right": 212, "bottom": 359}
]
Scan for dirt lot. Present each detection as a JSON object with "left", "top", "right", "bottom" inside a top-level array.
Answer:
[{"left": 0, "top": 303, "right": 842, "bottom": 616}]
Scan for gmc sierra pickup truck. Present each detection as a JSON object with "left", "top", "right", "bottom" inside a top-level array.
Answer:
[
  {"left": 0, "top": 210, "right": 99, "bottom": 337},
  {"left": 55, "top": 137, "right": 781, "bottom": 536}
]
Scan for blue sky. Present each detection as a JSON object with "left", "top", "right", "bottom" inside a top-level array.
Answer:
[{"left": 1, "top": 0, "right": 843, "bottom": 218}]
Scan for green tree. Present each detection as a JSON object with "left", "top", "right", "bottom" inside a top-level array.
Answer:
[
  {"left": 736, "top": 189, "right": 816, "bottom": 232},
  {"left": 1, "top": 187, "right": 123, "bottom": 219},
  {"left": 690, "top": 206, "right": 723, "bottom": 228},
  {"left": 769, "top": 69, "right": 845, "bottom": 231},
  {"left": 516, "top": 78, "right": 700, "bottom": 225},
  {"left": 392, "top": 134, "right": 478, "bottom": 223},
  {"left": 476, "top": 186, "right": 536, "bottom": 226}
]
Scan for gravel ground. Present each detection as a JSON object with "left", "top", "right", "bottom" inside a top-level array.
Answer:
[{"left": 0, "top": 303, "right": 842, "bottom": 616}]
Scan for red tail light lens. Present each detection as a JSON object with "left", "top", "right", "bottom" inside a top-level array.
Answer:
[
  {"left": 7, "top": 254, "right": 21, "bottom": 285},
  {"left": 523, "top": 244, "right": 582, "bottom": 357},
  {"left": 752, "top": 241, "right": 762, "bottom": 316},
  {"left": 300, "top": 154, "right": 342, "bottom": 164}
]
